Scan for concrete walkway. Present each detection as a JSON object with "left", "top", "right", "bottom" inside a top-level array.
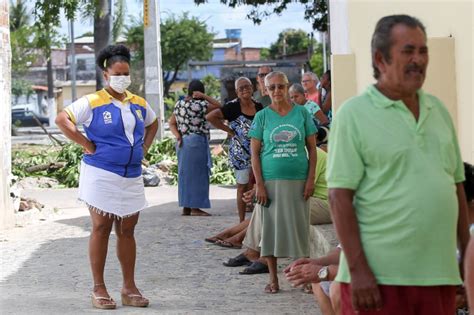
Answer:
[{"left": 0, "top": 186, "right": 321, "bottom": 314}]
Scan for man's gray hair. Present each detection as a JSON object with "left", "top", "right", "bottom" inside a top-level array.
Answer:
[
  {"left": 289, "top": 83, "right": 305, "bottom": 95},
  {"left": 234, "top": 77, "right": 252, "bottom": 89},
  {"left": 371, "top": 14, "right": 426, "bottom": 79},
  {"left": 264, "top": 71, "right": 289, "bottom": 86},
  {"left": 303, "top": 72, "right": 319, "bottom": 82}
]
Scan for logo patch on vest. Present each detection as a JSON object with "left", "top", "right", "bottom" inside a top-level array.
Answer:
[
  {"left": 103, "top": 111, "right": 112, "bottom": 124},
  {"left": 135, "top": 109, "right": 144, "bottom": 121}
]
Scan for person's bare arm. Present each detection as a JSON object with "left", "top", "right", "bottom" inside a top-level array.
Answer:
[
  {"left": 143, "top": 119, "right": 158, "bottom": 155},
  {"left": 330, "top": 188, "right": 382, "bottom": 312},
  {"left": 168, "top": 113, "right": 182, "bottom": 147},
  {"left": 304, "top": 135, "right": 317, "bottom": 200},
  {"left": 284, "top": 248, "right": 341, "bottom": 286},
  {"left": 250, "top": 138, "right": 267, "bottom": 206},
  {"left": 465, "top": 237, "right": 474, "bottom": 308},
  {"left": 457, "top": 182, "right": 470, "bottom": 275},
  {"left": 321, "top": 91, "right": 332, "bottom": 114},
  {"left": 315, "top": 110, "right": 329, "bottom": 126},
  {"left": 55, "top": 111, "right": 95, "bottom": 153},
  {"left": 205, "top": 108, "right": 234, "bottom": 136},
  {"left": 192, "top": 91, "right": 221, "bottom": 112}
]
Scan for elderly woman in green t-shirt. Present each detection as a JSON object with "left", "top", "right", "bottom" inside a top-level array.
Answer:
[{"left": 248, "top": 71, "right": 317, "bottom": 293}]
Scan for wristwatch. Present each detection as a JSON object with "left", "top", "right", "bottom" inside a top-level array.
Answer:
[{"left": 317, "top": 266, "right": 329, "bottom": 281}]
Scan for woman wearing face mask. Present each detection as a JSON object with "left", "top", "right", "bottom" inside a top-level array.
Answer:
[{"left": 55, "top": 44, "right": 158, "bottom": 309}]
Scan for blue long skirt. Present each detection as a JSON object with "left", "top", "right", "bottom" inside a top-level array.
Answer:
[{"left": 177, "top": 133, "right": 211, "bottom": 208}]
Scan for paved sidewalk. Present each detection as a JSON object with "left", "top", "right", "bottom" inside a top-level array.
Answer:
[{"left": 0, "top": 186, "right": 321, "bottom": 314}]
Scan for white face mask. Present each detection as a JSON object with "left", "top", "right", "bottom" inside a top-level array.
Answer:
[{"left": 108, "top": 75, "right": 131, "bottom": 94}]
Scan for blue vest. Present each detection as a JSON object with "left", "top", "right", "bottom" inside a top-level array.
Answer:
[{"left": 82, "top": 89, "right": 148, "bottom": 178}]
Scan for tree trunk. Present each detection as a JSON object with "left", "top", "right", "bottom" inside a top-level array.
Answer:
[
  {"left": 94, "top": 0, "right": 112, "bottom": 90},
  {"left": 164, "top": 63, "right": 182, "bottom": 97},
  {"left": 46, "top": 58, "right": 56, "bottom": 126}
]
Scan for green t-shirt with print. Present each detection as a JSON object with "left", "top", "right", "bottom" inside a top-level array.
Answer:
[{"left": 249, "top": 105, "right": 317, "bottom": 181}]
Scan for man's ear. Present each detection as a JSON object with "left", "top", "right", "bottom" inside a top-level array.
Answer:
[{"left": 374, "top": 50, "right": 387, "bottom": 74}]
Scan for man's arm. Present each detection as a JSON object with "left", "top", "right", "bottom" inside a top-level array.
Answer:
[
  {"left": 457, "top": 182, "right": 470, "bottom": 275},
  {"left": 284, "top": 248, "right": 341, "bottom": 286},
  {"left": 330, "top": 188, "right": 382, "bottom": 312}
]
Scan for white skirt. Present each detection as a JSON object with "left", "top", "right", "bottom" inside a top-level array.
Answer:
[{"left": 78, "top": 161, "right": 148, "bottom": 218}]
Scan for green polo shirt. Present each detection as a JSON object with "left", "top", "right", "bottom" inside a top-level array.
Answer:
[{"left": 327, "top": 85, "right": 465, "bottom": 286}]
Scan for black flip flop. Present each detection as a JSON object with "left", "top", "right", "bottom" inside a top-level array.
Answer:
[
  {"left": 223, "top": 253, "right": 251, "bottom": 267},
  {"left": 204, "top": 237, "right": 222, "bottom": 244},
  {"left": 239, "top": 261, "right": 269, "bottom": 274}
]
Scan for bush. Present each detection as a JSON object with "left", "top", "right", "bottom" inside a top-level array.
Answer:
[{"left": 13, "top": 138, "right": 236, "bottom": 187}]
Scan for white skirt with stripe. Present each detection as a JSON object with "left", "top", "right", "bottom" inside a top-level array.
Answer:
[{"left": 78, "top": 161, "right": 148, "bottom": 218}]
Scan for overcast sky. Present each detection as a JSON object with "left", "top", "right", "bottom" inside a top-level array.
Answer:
[{"left": 58, "top": 0, "right": 317, "bottom": 48}]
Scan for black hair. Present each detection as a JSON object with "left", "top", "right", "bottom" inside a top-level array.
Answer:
[
  {"left": 323, "top": 70, "right": 331, "bottom": 81},
  {"left": 371, "top": 15, "right": 426, "bottom": 79},
  {"left": 96, "top": 44, "right": 131, "bottom": 71},
  {"left": 188, "top": 79, "right": 205, "bottom": 97},
  {"left": 464, "top": 162, "right": 474, "bottom": 202}
]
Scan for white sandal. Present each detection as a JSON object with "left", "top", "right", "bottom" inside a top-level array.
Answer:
[{"left": 91, "top": 292, "right": 116, "bottom": 309}]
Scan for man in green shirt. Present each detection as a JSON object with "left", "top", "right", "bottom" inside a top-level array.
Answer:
[
  {"left": 327, "top": 15, "right": 470, "bottom": 314},
  {"left": 253, "top": 66, "right": 272, "bottom": 107}
]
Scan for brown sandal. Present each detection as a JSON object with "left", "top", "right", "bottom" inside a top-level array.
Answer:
[
  {"left": 121, "top": 293, "right": 149, "bottom": 307},
  {"left": 264, "top": 283, "right": 279, "bottom": 294}
]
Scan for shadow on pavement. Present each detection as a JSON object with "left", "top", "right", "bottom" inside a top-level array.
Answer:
[{"left": 0, "top": 198, "right": 319, "bottom": 314}]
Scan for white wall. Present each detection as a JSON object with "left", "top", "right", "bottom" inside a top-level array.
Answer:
[
  {"left": 330, "top": 0, "right": 473, "bottom": 162},
  {"left": 0, "top": 0, "right": 13, "bottom": 230}
]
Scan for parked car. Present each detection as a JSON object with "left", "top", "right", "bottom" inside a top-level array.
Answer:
[{"left": 12, "top": 108, "right": 49, "bottom": 127}]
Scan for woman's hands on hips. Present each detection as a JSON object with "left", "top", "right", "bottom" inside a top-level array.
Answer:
[
  {"left": 83, "top": 140, "right": 96, "bottom": 155},
  {"left": 255, "top": 182, "right": 268, "bottom": 206},
  {"left": 303, "top": 179, "right": 314, "bottom": 200}
]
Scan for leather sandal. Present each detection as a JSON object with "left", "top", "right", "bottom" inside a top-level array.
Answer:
[
  {"left": 264, "top": 283, "right": 279, "bottom": 294},
  {"left": 223, "top": 253, "right": 251, "bottom": 267},
  {"left": 121, "top": 293, "right": 149, "bottom": 307},
  {"left": 239, "top": 261, "right": 269, "bottom": 274},
  {"left": 91, "top": 293, "right": 116, "bottom": 309}
]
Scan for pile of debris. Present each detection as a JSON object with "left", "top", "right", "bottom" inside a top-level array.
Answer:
[{"left": 142, "top": 159, "right": 176, "bottom": 187}]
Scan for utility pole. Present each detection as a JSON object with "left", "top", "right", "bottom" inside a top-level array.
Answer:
[
  {"left": 144, "top": 0, "right": 165, "bottom": 139},
  {"left": 321, "top": 32, "right": 327, "bottom": 73},
  {"left": 69, "top": 19, "right": 77, "bottom": 102}
]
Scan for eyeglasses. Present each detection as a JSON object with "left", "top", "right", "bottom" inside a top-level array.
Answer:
[
  {"left": 237, "top": 84, "right": 252, "bottom": 92},
  {"left": 266, "top": 84, "right": 287, "bottom": 91},
  {"left": 301, "top": 79, "right": 313, "bottom": 84},
  {"left": 258, "top": 73, "right": 270, "bottom": 78}
]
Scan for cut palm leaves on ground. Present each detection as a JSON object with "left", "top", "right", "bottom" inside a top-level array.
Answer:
[{"left": 13, "top": 138, "right": 236, "bottom": 188}]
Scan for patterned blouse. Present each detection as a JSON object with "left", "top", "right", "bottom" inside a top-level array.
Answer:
[
  {"left": 173, "top": 98, "right": 210, "bottom": 136},
  {"left": 221, "top": 98, "right": 263, "bottom": 170}
]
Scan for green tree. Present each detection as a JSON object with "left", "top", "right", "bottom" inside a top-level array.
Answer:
[
  {"left": 161, "top": 13, "right": 214, "bottom": 96},
  {"left": 11, "top": 78, "right": 33, "bottom": 103},
  {"left": 201, "top": 74, "right": 220, "bottom": 99},
  {"left": 194, "top": 0, "right": 328, "bottom": 32},
  {"left": 269, "top": 28, "right": 312, "bottom": 59},
  {"left": 260, "top": 48, "right": 270, "bottom": 60},
  {"left": 309, "top": 42, "right": 324, "bottom": 76},
  {"left": 10, "top": 1, "right": 38, "bottom": 75},
  {"left": 34, "top": 0, "right": 126, "bottom": 90},
  {"left": 125, "top": 15, "right": 145, "bottom": 96}
]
